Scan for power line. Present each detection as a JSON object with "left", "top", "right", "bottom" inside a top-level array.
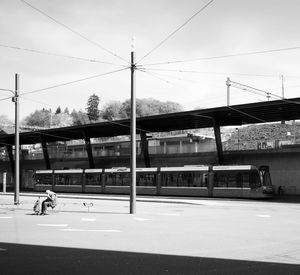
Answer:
[
  {"left": 20, "top": 0, "right": 129, "bottom": 65},
  {"left": 137, "top": 0, "right": 215, "bottom": 64},
  {"left": 137, "top": 68, "right": 173, "bottom": 85},
  {"left": 138, "top": 68, "right": 202, "bottom": 85},
  {"left": 0, "top": 96, "right": 12, "bottom": 102},
  {"left": 141, "top": 68, "right": 282, "bottom": 78},
  {"left": 0, "top": 43, "right": 127, "bottom": 67},
  {"left": 141, "top": 46, "right": 300, "bottom": 67},
  {"left": 21, "top": 67, "right": 129, "bottom": 96}
]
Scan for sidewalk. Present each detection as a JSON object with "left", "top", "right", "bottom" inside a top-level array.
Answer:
[
  {"left": 0, "top": 192, "right": 211, "bottom": 214},
  {"left": 1, "top": 192, "right": 299, "bottom": 214}
]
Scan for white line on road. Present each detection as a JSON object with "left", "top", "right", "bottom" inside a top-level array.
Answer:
[
  {"left": 81, "top": 218, "right": 96, "bottom": 221},
  {"left": 0, "top": 248, "right": 7, "bottom": 251},
  {"left": 256, "top": 214, "right": 272, "bottom": 218},
  {"left": 61, "top": 229, "right": 121, "bottom": 232},
  {"left": 0, "top": 217, "right": 12, "bottom": 219},
  {"left": 37, "top": 224, "right": 68, "bottom": 227},
  {"left": 134, "top": 217, "right": 151, "bottom": 221}
]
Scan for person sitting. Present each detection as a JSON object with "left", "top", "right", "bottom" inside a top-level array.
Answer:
[{"left": 40, "top": 190, "right": 57, "bottom": 215}]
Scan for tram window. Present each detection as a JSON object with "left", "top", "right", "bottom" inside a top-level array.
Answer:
[
  {"left": 242, "top": 173, "right": 250, "bottom": 188},
  {"left": 162, "top": 173, "right": 177, "bottom": 187},
  {"left": 177, "top": 173, "right": 186, "bottom": 187},
  {"left": 86, "top": 174, "right": 101, "bottom": 185},
  {"left": 227, "top": 173, "right": 242, "bottom": 188},
  {"left": 249, "top": 172, "right": 261, "bottom": 189},
  {"left": 214, "top": 173, "right": 227, "bottom": 187},
  {"left": 106, "top": 174, "right": 114, "bottom": 186},
  {"left": 54, "top": 174, "right": 82, "bottom": 185},
  {"left": 122, "top": 174, "right": 130, "bottom": 186},
  {"left": 107, "top": 173, "right": 130, "bottom": 186},
  {"left": 201, "top": 173, "right": 208, "bottom": 187},
  {"left": 161, "top": 172, "right": 205, "bottom": 187},
  {"left": 35, "top": 174, "right": 52, "bottom": 185},
  {"left": 137, "top": 174, "right": 156, "bottom": 186}
]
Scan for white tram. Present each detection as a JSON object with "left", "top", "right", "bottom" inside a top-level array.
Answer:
[{"left": 34, "top": 165, "right": 273, "bottom": 199}]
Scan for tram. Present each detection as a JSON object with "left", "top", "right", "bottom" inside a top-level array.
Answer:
[{"left": 33, "top": 165, "right": 273, "bottom": 198}]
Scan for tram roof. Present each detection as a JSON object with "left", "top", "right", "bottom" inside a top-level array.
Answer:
[{"left": 1, "top": 97, "right": 300, "bottom": 146}]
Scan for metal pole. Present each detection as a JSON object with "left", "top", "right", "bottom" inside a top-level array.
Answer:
[
  {"left": 226, "top": 77, "right": 230, "bottom": 106},
  {"left": 281, "top": 74, "right": 285, "bottom": 99},
  {"left": 14, "top": 73, "right": 20, "bottom": 205},
  {"left": 130, "top": 45, "right": 136, "bottom": 214}
]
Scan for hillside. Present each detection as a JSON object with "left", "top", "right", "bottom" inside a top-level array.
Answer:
[{"left": 224, "top": 122, "right": 300, "bottom": 150}]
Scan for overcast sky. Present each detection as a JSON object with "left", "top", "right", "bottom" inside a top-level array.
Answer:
[{"left": 1, "top": 0, "right": 300, "bottom": 120}]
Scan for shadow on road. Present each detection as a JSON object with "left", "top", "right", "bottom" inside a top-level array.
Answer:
[{"left": 0, "top": 242, "right": 299, "bottom": 275}]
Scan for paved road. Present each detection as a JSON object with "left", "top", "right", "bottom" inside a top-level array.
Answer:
[{"left": 0, "top": 193, "right": 300, "bottom": 274}]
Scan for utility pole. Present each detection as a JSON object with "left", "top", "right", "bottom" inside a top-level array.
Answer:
[
  {"left": 281, "top": 75, "right": 285, "bottom": 124},
  {"left": 130, "top": 38, "right": 136, "bottom": 214},
  {"left": 226, "top": 77, "right": 230, "bottom": 106},
  {"left": 13, "top": 73, "right": 20, "bottom": 205},
  {"left": 281, "top": 75, "right": 285, "bottom": 99}
]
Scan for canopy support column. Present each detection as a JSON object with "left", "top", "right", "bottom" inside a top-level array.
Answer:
[
  {"left": 6, "top": 144, "right": 14, "bottom": 176},
  {"left": 41, "top": 137, "right": 51, "bottom": 169},
  {"left": 140, "top": 131, "right": 151, "bottom": 167},
  {"left": 83, "top": 133, "right": 95, "bottom": 169},
  {"left": 213, "top": 123, "right": 224, "bottom": 165}
]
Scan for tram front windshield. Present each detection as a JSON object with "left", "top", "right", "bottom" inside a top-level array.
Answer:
[{"left": 259, "top": 166, "right": 272, "bottom": 187}]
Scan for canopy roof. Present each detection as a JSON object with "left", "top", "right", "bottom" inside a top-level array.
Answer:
[{"left": 1, "top": 97, "right": 300, "bottom": 146}]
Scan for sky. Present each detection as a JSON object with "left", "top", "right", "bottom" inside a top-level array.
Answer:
[{"left": 1, "top": 0, "right": 300, "bottom": 121}]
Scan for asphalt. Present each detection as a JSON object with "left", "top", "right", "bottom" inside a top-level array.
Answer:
[{"left": 1, "top": 192, "right": 300, "bottom": 275}]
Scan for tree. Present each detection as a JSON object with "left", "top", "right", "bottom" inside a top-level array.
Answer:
[
  {"left": 120, "top": 98, "right": 183, "bottom": 118},
  {"left": 22, "top": 109, "right": 51, "bottom": 127},
  {"left": 86, "top": 94, "right": 100, "bottom": 121},
  {"left": 55, "top": 106, "right": 62, "bottom": 114},
  {"left": 71, "top": 109, "right": 90, "bottom": 125},
  {"left": 101, "top": 101, "right": 123, "bottom": 121},
  {"left": 63, "top": 107, "right": 69, "bottom": 114},
  {"left": 52, "top": 113, "right": 73, "bottom": 127}
]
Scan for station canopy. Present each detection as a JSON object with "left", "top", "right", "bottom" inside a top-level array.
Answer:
[{"left": 1, "top": 97, "right": 300, "bottom": 146}]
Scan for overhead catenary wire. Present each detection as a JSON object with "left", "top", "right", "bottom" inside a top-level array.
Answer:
[
  {"left": 0, "top": 43, "right": 127, "bottom": 67},
  {"left": 141, "top": 46, "right": 300, "bottom": 67},
  {"left": 229, "top": 80, "right": 300, "bottom": 105},
  {"left": 21, "top": 67, "right": 129, "bottom": 96},
  {"left": 0, "top": 96, "right": 13, "bottom": 102},
  {"left": 226, "top": 106, "right": 267, "bottom": 123},
  {"left": 140, "top": 67, "right": 283, "bottom": 78},
  {"left": 137, "top": 0, "right": 215, "bottom": 64},
  {"left": 20, "top": 0, "right": 129, "bottom": 65}
]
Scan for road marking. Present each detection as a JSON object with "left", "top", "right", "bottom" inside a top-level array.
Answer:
[
  {"left": 61, "top": 229, "right": 121, "bottom": 232},
  {"left": 134, "top": 217, "right": 151, "bottom": 221},
  {"left": 0, "top": 217, "right": 12, "bottom": 219},
  {"left": 37, "top": 224, "right": 68, "bottom": 227},
  {"left": 256, "top": 214, "right": 272, "bottom": 218},
  {"left": 81, "top": 218, "right": 96, "bottom": 221},
  {"left": 0, "top": 248, "right": 7, "bottom": 251}
]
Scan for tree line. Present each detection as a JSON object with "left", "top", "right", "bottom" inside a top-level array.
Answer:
[{"left": 21, "top": 94, "right": 183, "bottom": 128}]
